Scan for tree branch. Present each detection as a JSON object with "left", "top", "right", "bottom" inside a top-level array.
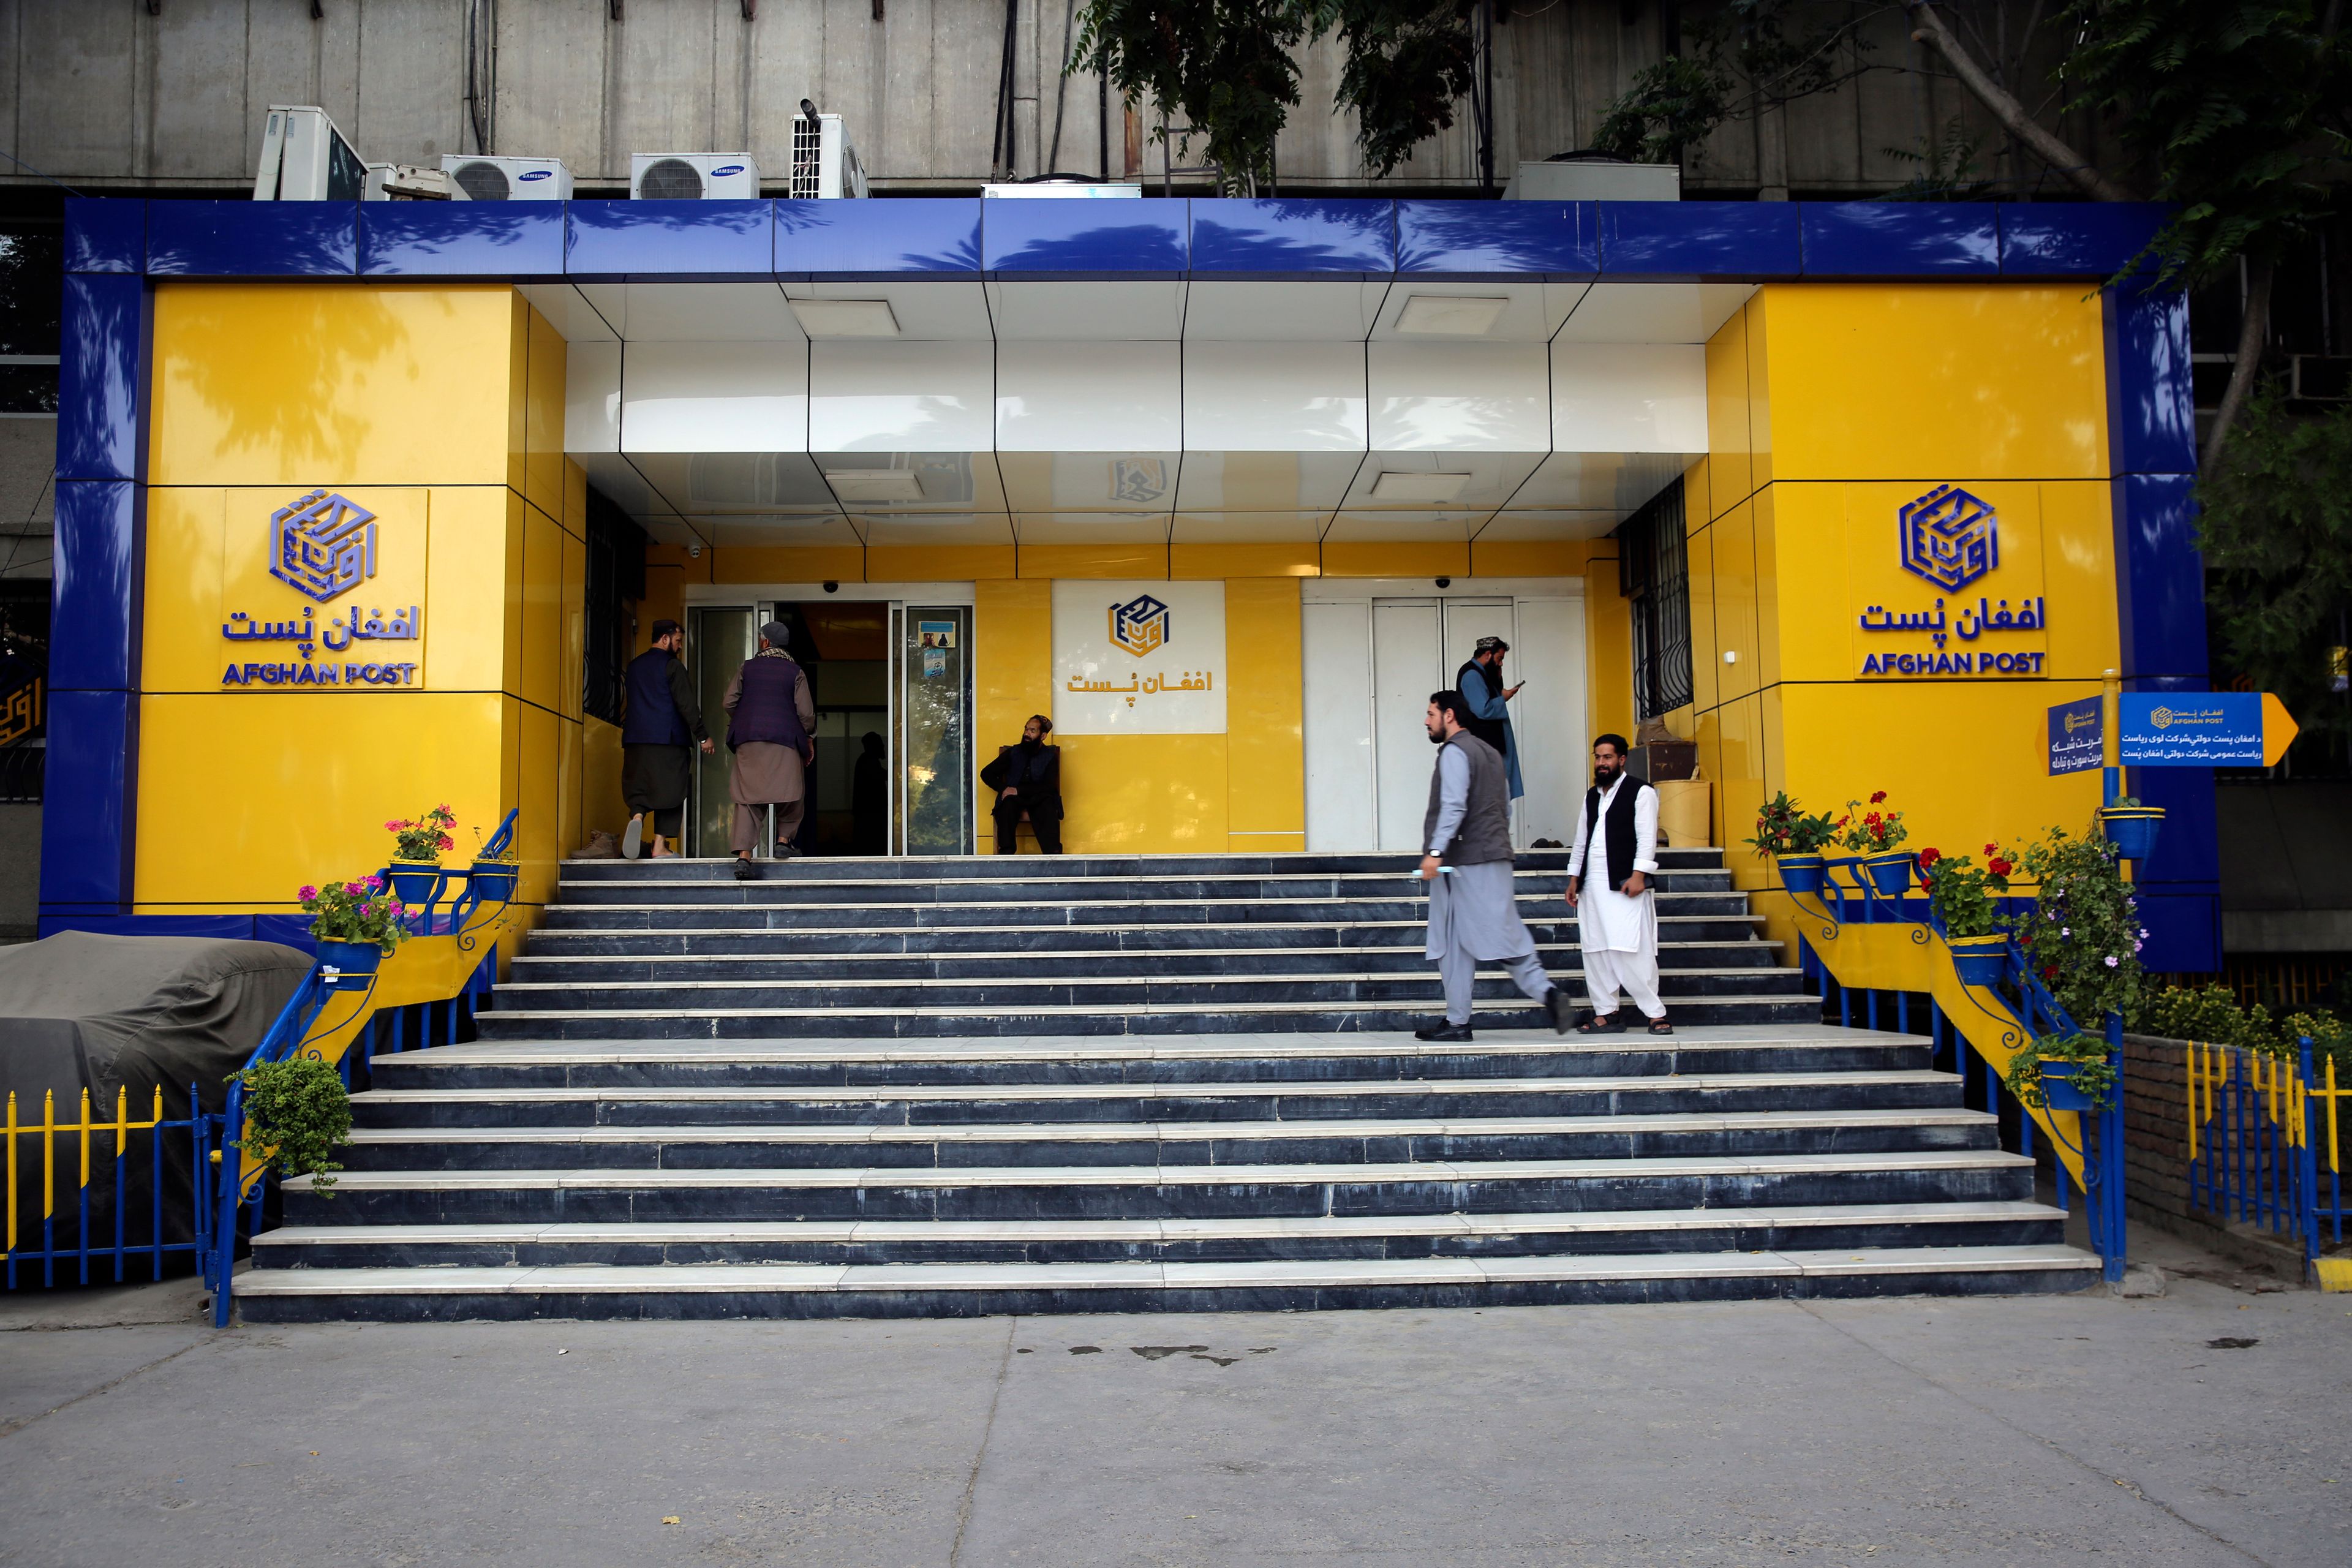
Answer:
[
  {"left": 2204, "top": 257, "right": 2274, "bottom": 472},
  {"left": 1901, "top": 0, "right": 2132, "bottom": 201}
]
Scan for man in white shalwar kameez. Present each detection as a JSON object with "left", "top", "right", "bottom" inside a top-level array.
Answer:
[{"left": 1566, "top": 733, "right": 1671, "bottom": 1034}]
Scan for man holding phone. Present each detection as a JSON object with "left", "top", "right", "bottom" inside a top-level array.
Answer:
[{"left": 1454, "top": 636, "right": 1525, "bottom": 801}]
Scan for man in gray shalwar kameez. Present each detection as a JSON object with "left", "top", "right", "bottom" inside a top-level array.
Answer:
[{"left": 1415, "top": 690, "right": 1571, "bottom": 1042}]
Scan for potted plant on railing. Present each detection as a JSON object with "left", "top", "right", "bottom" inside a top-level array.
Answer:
[
  {"left": 1745, "top": 791, "right": 1841, "bottom": 895},
  {"left": 2097, "top": 794, "right": 2165, "bottom": 862},
  {"left": 299, "top": 875, "right": 412, "bottom": 989},
  {"left": 469, "top": 823, "right": 519, "bottom": 903},
  {"left": 1838, "top": 791, "right": 1913, "bottom": 895},
  {"left": 383, "top": 804, "right": 457, "bottom": 905},
  {"left": 1917, "top": 843, "right": 2016, "bottom": 985},
  {"left": 2003, "top": 1030, "right": 2118, "bottom": 1114},
  {"left": 2011, "top": 824, "right": 2146, "bottom": 1031}
]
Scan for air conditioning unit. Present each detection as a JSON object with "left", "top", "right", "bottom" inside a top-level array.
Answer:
[
  {"left": 252, "top": 105, "right": 369, "bottom": 201},
  {"left": 442, "top": 155, "right": 573, "bottom": 202},
  {"left": 366, "top": 164, "right": 453, "bottom": 201},
  {"left": 630, "top": 154, "right": 762, "bottom": 200},
  {"left": 788, "top": 113, "right": 867, "bottom": 199}
]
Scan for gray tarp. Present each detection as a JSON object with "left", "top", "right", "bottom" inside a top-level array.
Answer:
[{"left": 1, "top": 933, "right": 312, "bottom": 1271}]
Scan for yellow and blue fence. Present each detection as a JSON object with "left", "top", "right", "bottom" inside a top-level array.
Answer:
[
  {"left": 2187, "top": 1036, "right": 2350, "bottom": 1284},
  {"left": 5, "top": 1084, "right": 219, "bottom": 1289}
]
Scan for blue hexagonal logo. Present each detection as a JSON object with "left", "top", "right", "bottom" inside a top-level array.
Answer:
[
  {"left": 1898, "top": 484, "right": 1996, "bottom": 593},
  {"left": 270, "top": 489, "right": 377, "bottom": 603}
]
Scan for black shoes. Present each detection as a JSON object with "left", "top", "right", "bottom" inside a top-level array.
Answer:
[
  {"left": 1414, "top": 1020, "right": 1476, "bottom": 1042},
  {"left": 1542, "top": 988, "right": 1572, "bottom": 1035},
  {"left": 732, "top": 857, "right": 758, "bottom": 881}
]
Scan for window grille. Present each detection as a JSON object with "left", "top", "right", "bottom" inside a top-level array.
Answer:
[
  {"left": 791, "top": 118, "right": 824, "bottom": 199},
  {"left": 1619, "top": 478, "right": 1693, "bottom": 720}
]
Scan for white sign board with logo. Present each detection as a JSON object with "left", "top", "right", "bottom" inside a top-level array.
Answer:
[{"left": 1050, "top": 580, "right": 1226, "bottom": 734}]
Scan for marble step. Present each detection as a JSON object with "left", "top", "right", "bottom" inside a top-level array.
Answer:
[
  {"left": 550, "top": 870, "right": 1736, "bottom": 907},
  {"left": 232, "top": 1243, "right": 2100, "bottom": 1322},
  {"left": 372, "top": 1027, "right": 1932, "bottom": 1091},
  {"left": 249, "top": 1199, "right": 2070, "bottom": 1269},
  {"left": 277, "top": 1147, "right": 2041, "bottom": 1226},
  {"left": 468, "top": 991, "right": 1825, "bottom": 1039},
  {"left": 349, "top": 1068, "right": 1962, "bottom": 1128},
  {"left": 531, "top": 892, "right": 1760, "bottom": 930},
  {"left": 556, "top": 848, "right": 1727, "bottom": 883}
]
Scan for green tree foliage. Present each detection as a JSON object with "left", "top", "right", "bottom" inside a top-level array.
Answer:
[
  {"left": 1593, "top": 1, "right": 1874, "bottom": 166},
  {"left": 2195, "top": 392, "right": 2352, "bottom": 755}
]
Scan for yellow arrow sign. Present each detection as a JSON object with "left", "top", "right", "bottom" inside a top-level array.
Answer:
[{"left": 2261, "top": 692, "right": 2300, "bottom": 767}]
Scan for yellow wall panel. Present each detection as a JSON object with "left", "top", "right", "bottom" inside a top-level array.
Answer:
[
  {"left": 1758, "top": 483, "right": 1850, "bottom": 684},
  {"left": 1584, "top": 550, "right": 1632, "bottom": 744},
  {"left": 560, "top": 524, "right": 586, "bottom": 721},
  {"left": 1715, "top": 501, "right": 1758, "bottom": 703},
  {"left": 500, "top": 492, "right": 527, "bottom": 695},
  {"left": 1224, "top": 578, "right": 1305, "bottom": 839},
  {"left": 1057, "top": 735, "right": 1231, "bottom": 853},
  {"left": 1682, "top": 456, "right": 1709, "bottom": 532},
  {"left": 1687, "top": 522, "right": 1719, "bottom": 715},
  {"left": 564, "top": 458, "right": 587, "bottom": 537},
  {"left": 2040, "top": 480, "right": 2123, "bottom": 682},
  {"left": 1704, "top": 304, "right": 1751, "bottom": 516},
  {"left": 1173, "top": 543, "right": 1319, "bottom": 578},
  {"left": 1019, "top": 544, "right": 1167, "bottom": 579},
  {"left": 1758, "top": 284, "right": 2106, "bottom": 481},
  {"left": 516, "top": 699, "right": 562, "bottom": 903},
  {"left": 556, "top": 715, "right": 584, "bottom": 865},
  {"left": 140, "top": 488, "right": 225, "bottom": 693},
  {"left": 1744, "top": 294, "right": 1773, "bottom": 492},
  {"left": 506, "top": 293, "right": 529, "bottom": 498},
  {"left": 584, "top": 715, "right": 625, "bottom": 840},
  {"left": 149, "top": 284, "right": 519, "bottom": 488},
  {"left": 1469, "top": 539, "right": 1597, "bottom": 578},
  {"left": 419, "top": 486, "right": 513, "bottom": 695},
  {"left": 524, "top": 302, "right": 567, "bottom": 522},
  {"left": 519, "top": 502, "right": 564, "bottom": 712},
  {"left": 974, "top": 578, "right": 1053, "bottom": 849},
  {"left": 1752, "top": 487, "right": 1783, "bottom": 692},
  {"left": 867, "top": 545, "right": 1016, "bottom": 581},
  {"left": 1321, "top": 541, "right": 1470, "bottom": 579},
  {"left": 710, "top": 545, "right": 866, "bottom": 584}
]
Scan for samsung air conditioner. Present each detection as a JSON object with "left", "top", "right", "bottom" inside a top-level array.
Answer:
[
  {"left": 442, "top": 155, "right": 573, "bottom": 202},
  {"left": 630, "top": 154, "right": 762, "bottom": 200},
  {"left": 788, "top": 113, "right": 867, "bottom": 199},
  {"left": 252, "top": 105, "right": 369, "bottom": 201}
]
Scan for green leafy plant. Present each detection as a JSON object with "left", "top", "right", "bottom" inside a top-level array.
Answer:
[
  {"left": 2005, "top": 1030, "right": 2119, "bottom": 1112},
  {"left": 2130, "top": 983, "right": 2352, "bottom": 1077},
  {"left": 1835, "top": 791, "right": 1908, "bottom": 855},
  {"left": 231, "top": 1057, "right": 353, "bottom": 1193},
  {"left": 2011, "top": 826, "right": 2143, "bottom": 1027},
  {"left": 1745, "top": 791, "right": 1839, "bottom": 856},
  {"left": 470, "top": 824, "right": 518, "bottom": 864},
  {"left": 299, "top": 876, "right": 411, "bottom": 956},
  {"left": 386, "top": 804, "right": 456, "bottom": 863},
  {"left": 1917, "top": 843, "right": 2016, "bottom": 940}
]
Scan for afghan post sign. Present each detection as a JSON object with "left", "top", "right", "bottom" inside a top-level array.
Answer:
[
  {"left": 2119, "top": 692, "right": 2298, "bottom": 767},
  {"left": 1852, "top": 483, "right": 2051, "bottom": 679},
  {"left": 2047, "top": 696, "right": 2102, "bottom": 775},
  {"left": 219, "top": 490, "right": 423, "bottom": 688},
  {"left": 1050, "top": 580, "right": 1226, "bottom": 734}
]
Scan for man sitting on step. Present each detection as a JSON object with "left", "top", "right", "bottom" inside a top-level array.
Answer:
[{"left": 1415, "top": 689, "right": 1571, "bottom": 1043}]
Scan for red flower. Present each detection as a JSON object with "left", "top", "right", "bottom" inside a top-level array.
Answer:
[
  {"left": 1983, "top": 842, "right": 1998, "bottom": 855},
  {"left": 1870, "top": 791, "right": 1888, "bottom": 804},
  {"left": 1988, "top": 857, "right": 2014, "bottom": 877},
  {"left": 1917, "top": 848, "right": 1942, "bottom": 869}
]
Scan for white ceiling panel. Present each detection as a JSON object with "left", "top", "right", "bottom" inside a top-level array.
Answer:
[
  {"left": 1555, "top": 282, "right": 1755, "bottom": 344},
  {"left": 1368, "top": 341, "right": 1551, "bottom": 451},
  {"left": 987, "top": 280, "right": 1188, "bottom": 340},
  {"left": 518, "top": 282, "right": 617, "bottom": 342},
  {"left": 1368, "top": 281, "right": 1588, "bottom": 344},
  {"left": 1172, "top": 450, "right": 1364, "bottom": 512},
  {"left": 1340, "top": 450, "right": 1545, "bottom": 513},
  {"left": 576, "top": 451, "right": 674, "bottom": 518},
  {"left": 583, "top": 282, "right": 804, "bottom": 342},
  {"left": 854, "top": 513, "right": 1016, "bottom": 548},
  {"left": 621, "top": 341, "right": 807, "bottom": 453},
  {"left": 1182, "top": 281, "right": 1392, "bottom": 342},
  {"left": 1182, "top": 342, "right": 1367, "bottom": 451},
  {"left": 809, "top": 341, "right": 995, "bottom": 453},
  {"left": 998, "top": 451, "right": 1181, "bottom": 513},
  {"left": 1508, "top": 451, "right": 1692, "bottom": 513},
  {"left": 629, "top": 451, "right": 841, "bottom": 516},
  {"left": 1473, "top": 510, "right": 1625, "bottom": 542},
  {"left": 1551, "top": 342, "right": 1707, "bottom": 453},
  {"left": 996, "top": 342, "right": 1182, "bottom": 451},
  {"left": 565, "top": 339, "right": 620, "bottom": 454},
  {"left": 782, "top": 280, "right": 994, "bottom": 341},
  {"left": 813, "top": 451, "right": 1009, "bottom": 513}
]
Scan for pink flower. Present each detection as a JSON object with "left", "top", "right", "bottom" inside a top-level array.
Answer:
[
  {"left": 343, "top": 880, "right": 369, "bottom": 895},
  {"left": 368, "top": 875, "right": 385, "bottom": 890},
  {"left": 298, "top": 885, "right": 318, "bottom": 901}
]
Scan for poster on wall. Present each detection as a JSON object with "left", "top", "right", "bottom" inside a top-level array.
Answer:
[{"left": 1050, "top": 580, "right": 1227, "bottom": 735}]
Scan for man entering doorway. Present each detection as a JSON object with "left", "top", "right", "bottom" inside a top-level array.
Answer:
[
  {"left": 1567, "top": 733, "right": 1671, "bottom": 1034},
  {"left": 721, "top": 620, "right": 818, "bottom": 881},
  {"left": 1453, "top": 635, "right": 1525, "bottom": 803},
  {"left": 618, "top": 618, "right": 714, "bottom": 860},
  {"left": 1415, "top": 689, "right": 1570, "bottom": 1043}
]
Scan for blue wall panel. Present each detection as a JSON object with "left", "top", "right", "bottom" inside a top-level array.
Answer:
[
  {"left": 775, "top": 199, "right": 982, "bottom": 277},
  {"left": 2000, "top": 203, "right": 2166, "bottom": 278},
  {"left": 55, "top": 276, "right": 146, "bottom": 482},
  {"left": 361, "top": 203, "right": 565, "bottom": 276},
  {"left": 1597, "top": 202, "right": 1800, "bottom": 280},
  {"left": 982, "top": 198, "right": 1186, "bottom": 276},
  {"left": 2104, "top": 285, "right": 2197, "bottom": 477},
  {"left": 1396, "top": 200, "right": 1595, "bottom": 279},
  {"left": 64, "top": 198, "right": 146, "bottom": 273},
  {"left": 1189, "top": 199, "right": 1394, "bottom": 277},
  {"left": 49, "top": 480, "right": 141, "bottom": 693},
  {"left": 2109, "top": 478, "right": 2207, "bottom": 686},
  {"left": 1800, "top": 203, "right": 1999, "bottom": 276},
  {"left": 565, "top": 200, "right": 773, "bottom": 279},
  {"left": 38, "top": 688, "right": 135, "bottom": 911},
  {"left": 148, "top": 201, "right": 358, "bottom": 276}
]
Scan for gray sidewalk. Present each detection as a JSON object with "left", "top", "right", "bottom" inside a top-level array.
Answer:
[{"left": 0, "top": 1235, "right": 2345, "bottom": 1567}]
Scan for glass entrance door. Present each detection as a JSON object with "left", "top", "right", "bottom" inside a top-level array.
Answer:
[
  {"left": 896, "top": 604, "right": 973, "bottom": 854},
  {"left": 686, "top": 605, "right": 755, "bottom": 857}
]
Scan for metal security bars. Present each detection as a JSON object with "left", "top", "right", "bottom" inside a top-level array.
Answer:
[{"left": 1620, "top": 479, "right": 1693, "bottom": 721}]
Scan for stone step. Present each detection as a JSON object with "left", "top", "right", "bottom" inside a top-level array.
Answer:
[
  {"left": 549, "top": 871, "right": 1737, "bottom": 906},
  {"left": 372, "top": 1027, "right": 1930, "bottom": 1090},
  {"left": 276, "top": 1147, "right": 2040, "bottom": 1226},
  {"left": 232, "top": 1243, "right": 2100, "bottom": 1323},
  {"left": 349, "top": 1068, "right": 1962, "bottom": 1128},
  {"left": 530, "top": 893, "right": 1760, "bottom": 930},
  {"left": 556, "top": 848, "right": 1727, "bottom": 883},
  {"left": 468, "top": 991, "right": 1825, "bottom": 1039},
  {"left": 250, "top": 1200, "right": 2068, "bottom": 1269}
]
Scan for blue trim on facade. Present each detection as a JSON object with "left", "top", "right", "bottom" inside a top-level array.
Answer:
[
  {"left": 36, "top": 912, "right": 326, "bottom": 946},
  {"left": 1188, "top": 198, "right": 1395, "bottom": 277},
  {"left": 776, "top": 198, "right": 982, "bottom": 277},
  {"left": 2104, "top": 285, "right": 2198, "bottom": 475},
  {"left": 63, "top": 197, "right": 145, "bottom": 274},
  {"left": 148, "top": 200, "right": 358, "bottom": 276},
  {"left": 2000, "top": 203, "right": 2166, "bottom": 278},
  {"left": 564, "top": 199, "right": 774, "bottom": 280},
  {"left": 39, "top": 689, "right": 137, "bottom": 910},
  {"left": 982, "top": 198, "right": 1187, "bottom": 276},
  {"left": 2109, "top": 473, "right": 2206, "bottom": 684},
  {"left": 56, "top": 275, "right": 147, "bottom": 482},
  {"left": 49, "top": 481, "right": 141, "bottom": 692},
  {"left": 1596, "top": 200, "right": 1801, "bottom": 280},
  {"left": 360, "top": 202, "right": 566, "bottom": 277},
  {"left": 1396, "top": 200, "right": 1596, "bottom": 279},
  {"left": 1800, "top": 202, "right": 2000, "bottom": 276}
]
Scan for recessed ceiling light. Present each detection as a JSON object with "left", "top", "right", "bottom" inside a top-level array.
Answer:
[
  {"left": 1370, "top": 471, "right": 1471, "bottom": 502},
  {"left": 824, "top": 469, "right": 924, "bottom": 502},
  {"left": 1394, "top": 295, "right": 1511, "bottom": 336},
  {"left": 789, "top": 298, "right": 900, "bottom": 337}
]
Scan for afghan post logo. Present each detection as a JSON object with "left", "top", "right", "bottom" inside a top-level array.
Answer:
[
  {"left": 270, "top": 489, "right": 379, "bottom": 602},
  {"left": 1109, "top": 593, "right": 1171, "bottom": 657},
  {"left": 1898, "top": 484, "right": 1997, "bottom": 593}
]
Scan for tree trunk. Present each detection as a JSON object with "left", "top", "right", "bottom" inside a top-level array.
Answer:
[
  {"left": 1902, "top": 1, "right": 2132, "bottom": 203},
  {"left": 2203, "top": 257, "right": 2275, "bottom": 472}
]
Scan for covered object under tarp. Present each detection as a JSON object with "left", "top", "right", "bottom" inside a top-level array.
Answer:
[{"left": 1, "top": 933, "right": 311, "bottom": 1277}]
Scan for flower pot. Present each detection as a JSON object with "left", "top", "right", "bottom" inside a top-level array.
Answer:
[
  {"left": 470, "top": 860, "right": 518, "bottom": 902},
  {"left": 315, "top": 940, "right": 384, "bottom": 991},
  {"left": 2100, "top": 805, "right": 2165, "bottom": 862},
  {"left": 1947, "top": 934, "right": 2007, "bottom": 987},
  {"left": 1863, "top": 850, "right": 1914, "bottom": 896},
  {"left": 1777, "top": 853, "right": 1827, "bottom": 895},
  {"left": 386, "top": 859, "right": 442, "bottom": 906},
  {"left": 2037, "top": 1058, "right": 2096, "bottom": 1113}
]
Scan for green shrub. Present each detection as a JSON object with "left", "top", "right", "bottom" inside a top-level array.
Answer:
[{"left": 231, "top": 1056, "right": 353, "bottom": 1193}]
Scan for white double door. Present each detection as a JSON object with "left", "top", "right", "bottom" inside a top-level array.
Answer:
[{"left": 1303, "top": 589, "right": 1586, "bottom": 853}]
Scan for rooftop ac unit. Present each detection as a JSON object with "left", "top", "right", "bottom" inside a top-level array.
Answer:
[
  {"left": 630, "top": 154, "right": 762, "bottom": 200},
  {"left": 252, "top": 105, "right": 369, "bottom": 201},
  {"left": 442, "top": 155, "right": 573, "bottom": 202},
  {"left": 790, "top": 112, "right": 867, "bottom": 199}
]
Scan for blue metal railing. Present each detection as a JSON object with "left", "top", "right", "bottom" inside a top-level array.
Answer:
[
  {"left": 2187, "top": 1035, "right": 2348, "bottom": 1280},
  {"left": 6, "top": 1084, "right": 218, "bottom": 1290}
]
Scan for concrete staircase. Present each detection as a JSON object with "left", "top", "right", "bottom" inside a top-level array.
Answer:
[{"left": 235, "top": 850, "right": 2099, "bottom": 1320}]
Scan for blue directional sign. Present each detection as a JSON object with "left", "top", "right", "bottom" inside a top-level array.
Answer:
[
  {"left": 2047, "top": 697, "right": 2102, "bottom": 775},
  {"left": 2117, "top": 692, "right": 2267, "bottom": 766}
]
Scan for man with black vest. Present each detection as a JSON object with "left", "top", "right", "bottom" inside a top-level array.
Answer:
[
  {"left": 1415, "top": 689, "right": 1571, "bottom": 1043},
  {"left": 618, "top": 618, "right": 713, "bottom": 860},
  {"left": 720, "top": 620, "right": 818, "bottom": 881},
  {"left": 1566, "top": 733, "right": 1670, "bottom": 1034}
]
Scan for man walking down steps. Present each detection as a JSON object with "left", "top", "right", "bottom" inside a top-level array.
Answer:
[{"left": 1416, "top": 688, "right": 1571, "bottom": 1042}]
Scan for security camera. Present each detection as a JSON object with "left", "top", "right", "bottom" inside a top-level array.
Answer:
[
  {"left": 1434, "top": 576, "right": 1452, "bottom": 589},
  {"left": 688, "top": 541, "right": 703, "bottom": 559},
  {"left": 823, "top": 580, "right": 840, "bottom": 594}
]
